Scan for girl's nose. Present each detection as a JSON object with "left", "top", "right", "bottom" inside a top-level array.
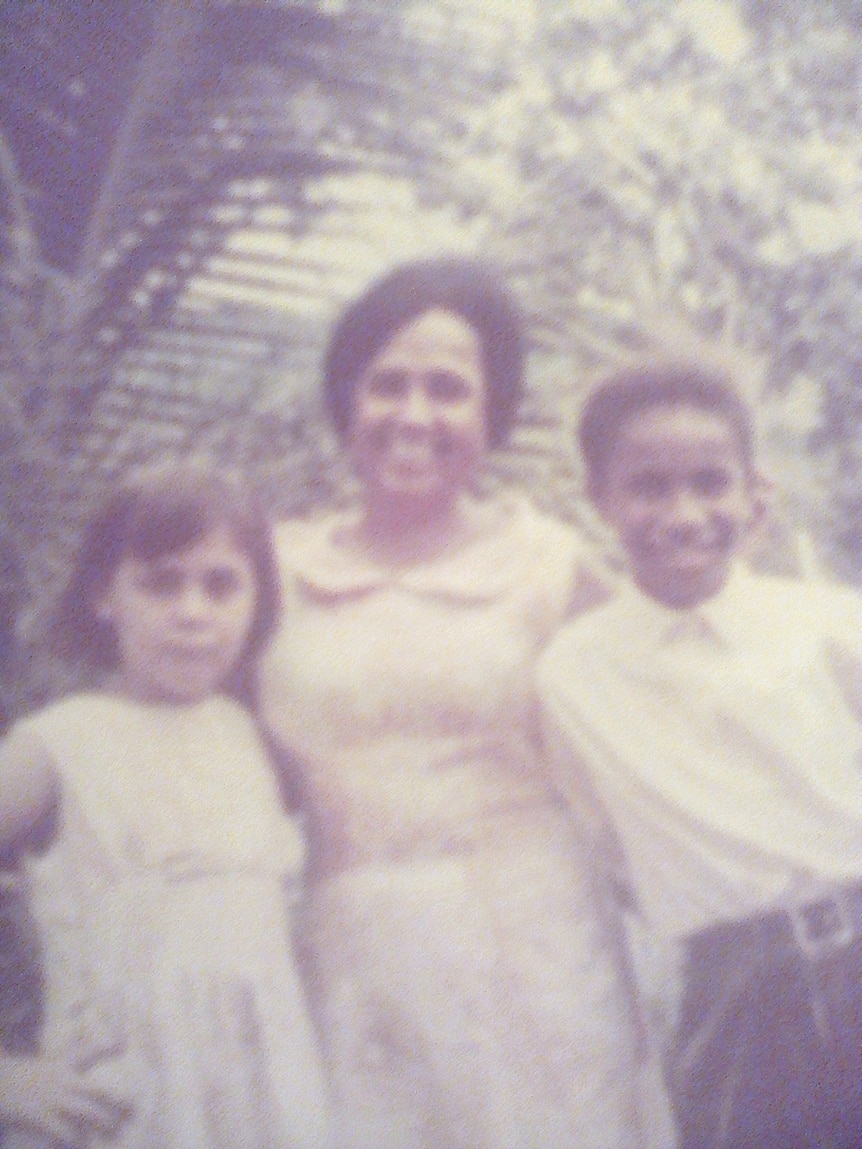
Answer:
[{"left": 176, "top": 582, "right": 211, "bottom": 622}]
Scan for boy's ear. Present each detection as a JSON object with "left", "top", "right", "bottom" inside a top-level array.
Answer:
[
  {"left": 747, "top": 470, "right": 773, "bottom": 532},
  {"left": 741, "top": 469, "right": 784, "bottom": 572}
]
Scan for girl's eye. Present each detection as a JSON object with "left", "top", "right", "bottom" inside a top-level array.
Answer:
[
  {"left": 365, "top": 369, "right": 406, "bottom": 399},
  {"left": 140, "top": 568, "right": 184, "bottom": 597},
  {"left": 202, "top": 567, "right": 243, "bottom": 601}
]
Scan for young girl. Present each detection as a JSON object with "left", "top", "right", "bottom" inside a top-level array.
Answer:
[{"left": 0, "top": 466, "right": 332, "bottom": 1148}]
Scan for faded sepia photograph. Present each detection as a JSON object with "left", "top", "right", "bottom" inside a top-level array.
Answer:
[{"left": 0, "top": 2, "right": 860, "bottom": 1147}]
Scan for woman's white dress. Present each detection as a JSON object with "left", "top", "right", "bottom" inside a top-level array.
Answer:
[
  {"left": 16, "top": 693, "right": 331, "bottom": 1149},
  {"left": 259, "top": 496, "right": 651, "bottom": 1149}
]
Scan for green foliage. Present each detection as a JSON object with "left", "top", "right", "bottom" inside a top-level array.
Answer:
[
  {"left": 418, "top": 1, "right": 861, "bottom": 580},
  {"left": 1, "top": 0, "right": 860, "bottom": 720}
]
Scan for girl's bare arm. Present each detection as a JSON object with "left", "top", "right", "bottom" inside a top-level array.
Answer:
[{"left": 0, "top": 727, "right": 59, "bottom": 856}]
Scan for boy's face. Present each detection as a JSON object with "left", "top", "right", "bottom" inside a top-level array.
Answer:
[{"left": 595, "top": 403, "right": 759, "bottom": 609}]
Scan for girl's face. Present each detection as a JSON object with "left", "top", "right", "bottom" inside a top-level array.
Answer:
[
  {"left": 348, "top": 309, "right": 488, "bottom": 514},
  {"left": 96, "top": 524, "right": 257, "bottom": 705}
]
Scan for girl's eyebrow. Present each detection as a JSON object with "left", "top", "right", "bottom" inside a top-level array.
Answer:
[{"left": 139, "top": 556, "right": 184, "bottom": 569}]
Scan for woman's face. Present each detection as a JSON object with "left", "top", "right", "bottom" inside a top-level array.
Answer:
[{"left": 349, "top": 309, "right": 488, "bottom": 513}]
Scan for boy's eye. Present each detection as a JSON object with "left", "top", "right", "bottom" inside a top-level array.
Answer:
[
  {"left": 628, "top": 472, "right": 670, "bottom": 499},
  {"left": 202, "top": 566, "right": 243, "bottom": 601}
]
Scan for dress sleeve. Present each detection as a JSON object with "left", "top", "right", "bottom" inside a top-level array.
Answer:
[
  {"left": 541, "top": 705, "right": 634, "bottom": 905},
  {"left": 522, "top": 505, "right": 614, "bottom": 639}
]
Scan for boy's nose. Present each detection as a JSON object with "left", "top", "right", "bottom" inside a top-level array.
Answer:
[{"left": 667, "top": 489, "right": 708, "bottom": 528}]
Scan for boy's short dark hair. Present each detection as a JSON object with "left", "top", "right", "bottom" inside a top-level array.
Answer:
[
  {"left": 579, "top": 360, "right": 756, "bottom": 497},
  {"left": 51, "top": 464, "right": 279, "bottom": 699},
  {"left": 322, "top": 256, "right": 525, "bottom": 449}
]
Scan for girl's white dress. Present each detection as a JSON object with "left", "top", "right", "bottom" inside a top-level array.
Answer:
[
  {"left": 259, "top": 497, "right": 664, "bottom": 1149},
  {"left": 15, "top": 692, "right": 331, "bottom": 1149}
]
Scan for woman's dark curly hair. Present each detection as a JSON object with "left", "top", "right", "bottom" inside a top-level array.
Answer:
[{"left": 322, "top": 256, "right": 525, "bottom": 449}]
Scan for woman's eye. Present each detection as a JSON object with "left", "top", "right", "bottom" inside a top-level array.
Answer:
[
  {"left": 428, "top": 371, "right": 470, "bottom": 402},
  {"left": 203, "top": 567, "right": 242, "bottom": 600}
]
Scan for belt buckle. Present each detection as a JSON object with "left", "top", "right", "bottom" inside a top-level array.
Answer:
[{"left": 788, "top": 891, "right": 854, "bottom": 960}]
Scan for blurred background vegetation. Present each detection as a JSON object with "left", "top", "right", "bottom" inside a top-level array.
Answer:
[{"left": 0, "top": 0, "right": 860, "bottom": 721}]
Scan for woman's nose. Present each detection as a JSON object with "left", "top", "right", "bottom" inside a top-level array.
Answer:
[{"left": 400, "top": 381, "right": 434, "bottom": 425}]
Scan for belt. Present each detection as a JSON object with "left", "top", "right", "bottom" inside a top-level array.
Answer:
[{"left": 691, "top": 883, "right": 862, "bottom": 964}]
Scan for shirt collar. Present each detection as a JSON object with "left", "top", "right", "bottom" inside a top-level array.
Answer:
[{"left": 620, "top": 561, "right": 755, "bottom": 650}]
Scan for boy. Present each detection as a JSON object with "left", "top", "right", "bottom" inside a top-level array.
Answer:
[{"left": 537, "top": 361, "right": 862, "bottom": 1149}]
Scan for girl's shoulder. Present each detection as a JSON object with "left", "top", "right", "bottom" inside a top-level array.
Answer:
[
  {"left": 13, "top": 693, "right": 256, "bottom": 770},
  {"left": 14, "top": 691, "right": 130, "bottom": 745},
  {"left": 5, "top": 696, "right": 137, "bottom": 819}
]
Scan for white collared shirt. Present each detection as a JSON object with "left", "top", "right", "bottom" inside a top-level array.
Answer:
[{"left": 537, "top": 563, "right": 862, "bottom": 941}]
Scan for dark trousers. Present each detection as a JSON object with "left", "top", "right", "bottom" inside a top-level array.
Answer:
[
  {"left": 0, "top": 876, "right": 45, "bottom": 1147},
  {"left": 666, "top": 912, "right": 862, "bottom": 1149},
  {"left": 0, "top": 876, "right": 42, "bottom": 1055}
]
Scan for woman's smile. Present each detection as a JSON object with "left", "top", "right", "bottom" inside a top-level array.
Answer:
[{"left": 349, "top": 309, "right": 488, "bottom": 512}]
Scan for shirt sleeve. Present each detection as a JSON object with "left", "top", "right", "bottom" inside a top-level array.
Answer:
[{"left": 566, "top": 556, "right": 619, "bottom": 620}]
